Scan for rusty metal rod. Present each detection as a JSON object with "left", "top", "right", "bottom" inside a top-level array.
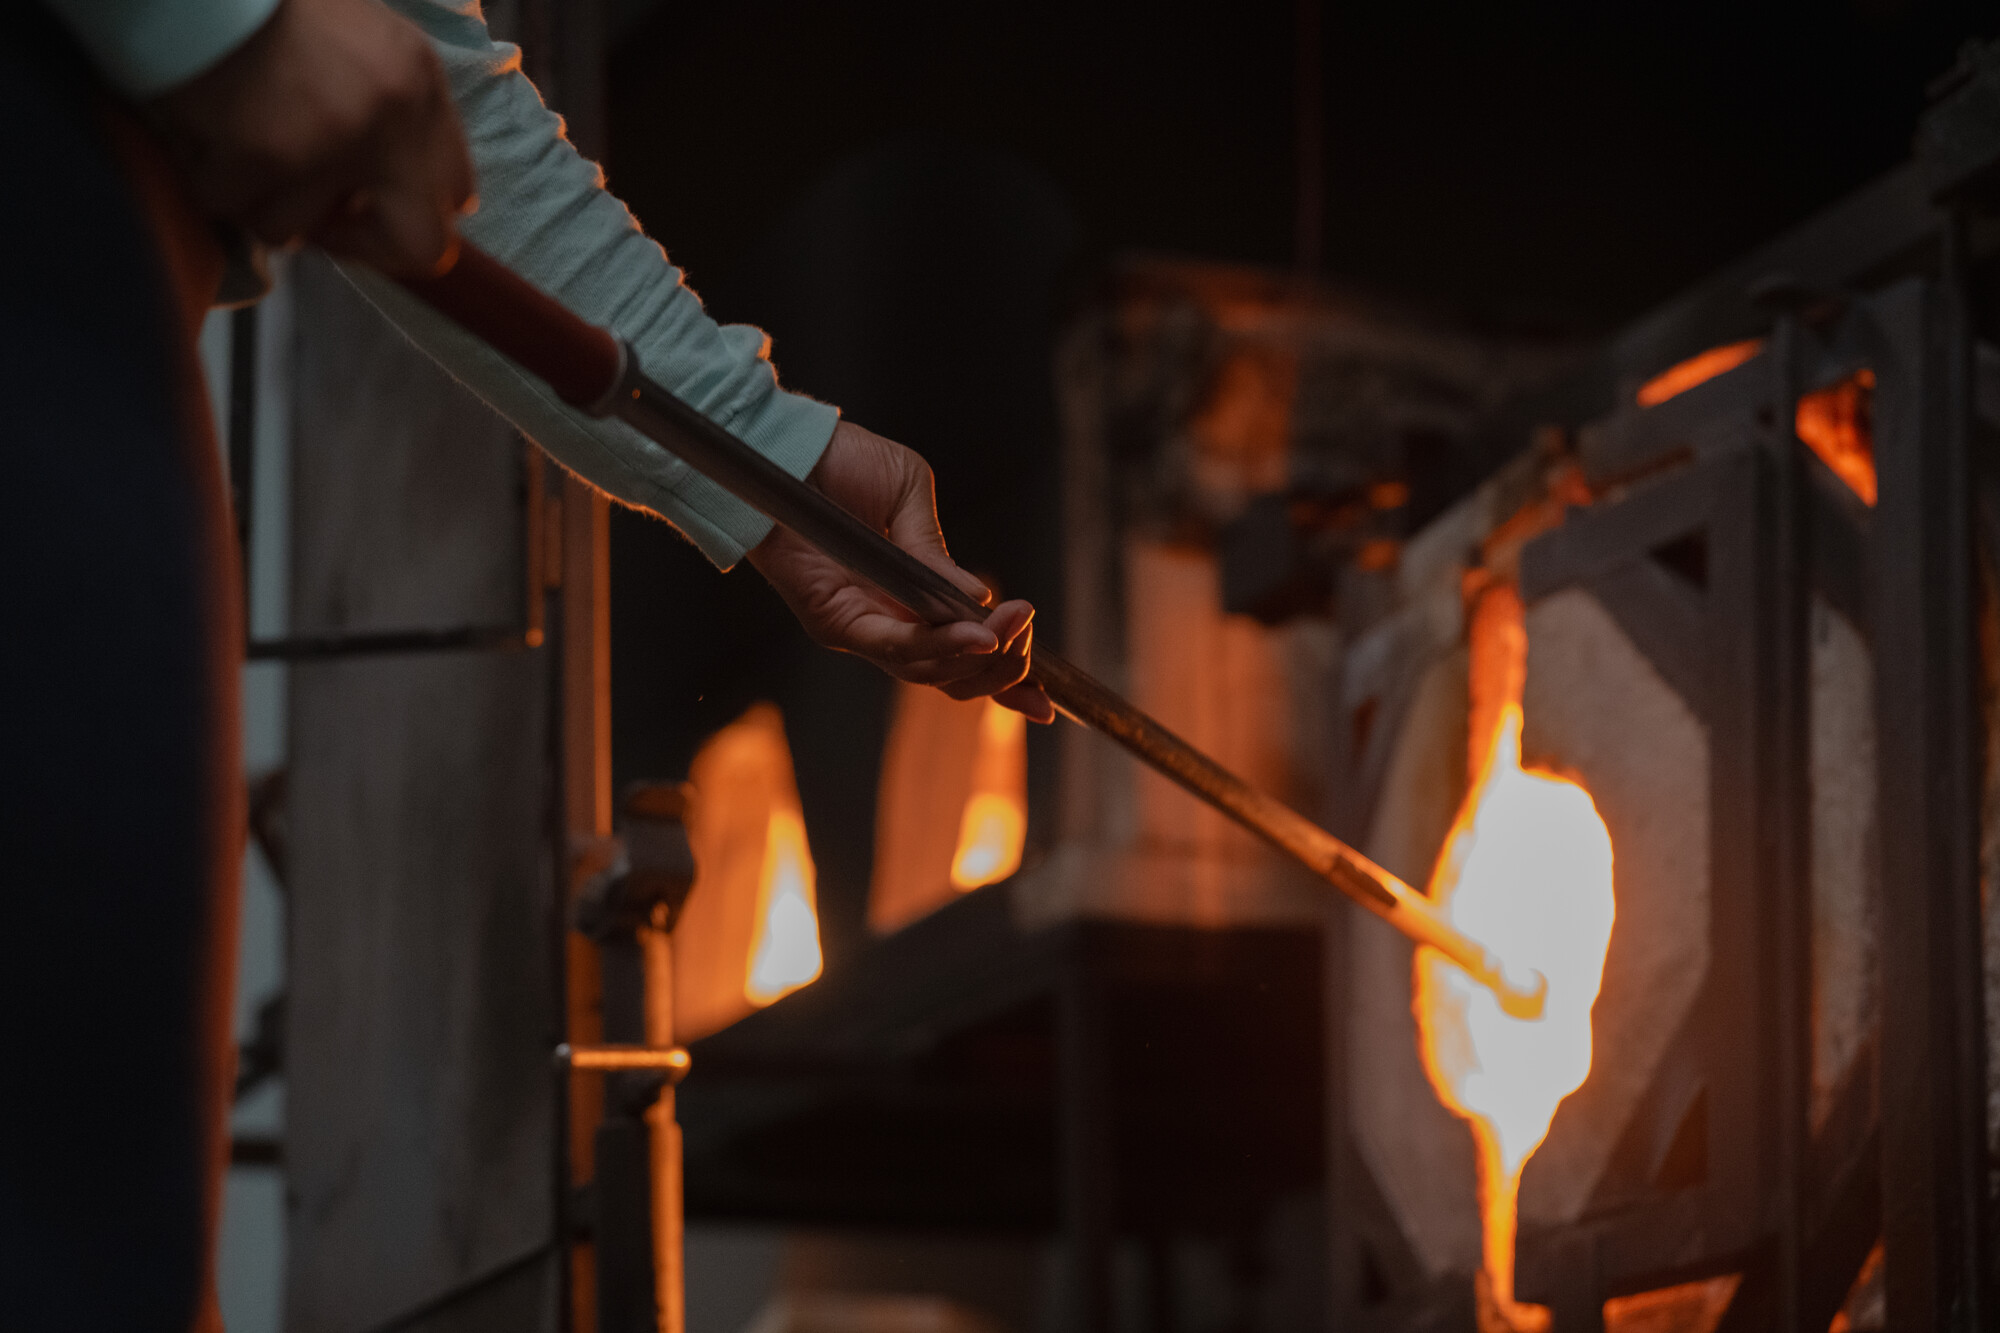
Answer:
[{"left": 399, "top": 246, "right": 1547, "bottom": 1020}]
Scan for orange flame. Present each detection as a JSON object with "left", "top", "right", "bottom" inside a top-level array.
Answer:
[
  {"left": 949, "top": 701, "right": 1028, "bottom": 890},
  {"left": 745, "top": 807, "right": 822, "bottom": 1005},
  {"left": 1415, "top": 584, "right": 1616, "bottom": 1332}
]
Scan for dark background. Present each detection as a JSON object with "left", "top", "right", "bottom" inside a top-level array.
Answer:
[{"left": 600, "top": 0, "right": 1991, "bottom": 966}]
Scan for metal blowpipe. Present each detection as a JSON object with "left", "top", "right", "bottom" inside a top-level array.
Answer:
[{"left": 398, "top": 245, "right": 1547, "bottom": 1021}]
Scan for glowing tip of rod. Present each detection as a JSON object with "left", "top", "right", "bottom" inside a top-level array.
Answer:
[{"left": 1495, "top": 967, "right": 1549, "bottom": 1021}]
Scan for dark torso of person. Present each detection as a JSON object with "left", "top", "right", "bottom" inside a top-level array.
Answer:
[{"left": 0, "top": 14, "right": 243, "bottom": 1333}]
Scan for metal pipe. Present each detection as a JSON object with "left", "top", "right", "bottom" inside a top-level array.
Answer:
[
  {"left": 557, "top": 1043, "right": 693, "bottom": 1076},
  {"left": 400, "top": 246, "right": 1547, "bottom": 1020}
]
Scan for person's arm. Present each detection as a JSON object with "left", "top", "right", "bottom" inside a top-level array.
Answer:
[
  {"left": 38, "top": 0, "right": 281, "bottom": 97},
  {"left": 72, "top": 0, "right": 1046, "bottom": 714},
  {"left": 104, "top": 0, "right": 474, "bottom": 279},
  {"left": 339, "top": 0, "right": 1048, "bottom": 714},
  {"left": 334, "top": 0, "right": 834, "bottom": 569}
]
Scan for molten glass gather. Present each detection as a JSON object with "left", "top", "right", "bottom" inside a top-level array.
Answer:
[
  {"left": 745, "top": 807, "right": 823, "bottom": 1005},
  {"left": 1414, "top": 584, "right": 1617, "bottom": 1333}
]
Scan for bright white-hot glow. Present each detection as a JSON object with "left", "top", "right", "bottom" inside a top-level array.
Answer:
[
  {"left": 745, "top": 808, "right": 822, "bottom": 1004},
  {"left": 1416, "top": 585, "right": 1616, "bottom": 1332},
  {"left": 949, "top": 701, "right": 1028, "bottom": 890},
  {"left": 1422, "top": 707, "right": 1614, "bottom": 1173}
]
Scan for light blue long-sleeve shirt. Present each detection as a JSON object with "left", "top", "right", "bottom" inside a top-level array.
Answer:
[
  {"left": 40, "top": 0, "right": 839, "bottom": 567},
  {"left": 38, "top": 0, "right": 282, "bottom": 95}
]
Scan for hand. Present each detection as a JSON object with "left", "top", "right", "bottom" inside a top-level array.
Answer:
[
  {"left": 749, "top": 423, "right": 1056, "bottom": 723},
  {"left": 147, "top": 0, "right": 475, "bottom": 278}
]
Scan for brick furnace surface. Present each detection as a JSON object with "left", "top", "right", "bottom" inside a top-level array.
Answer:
[{"left": 1518, "top": 587, "right": 1710, "bottom": 1228}]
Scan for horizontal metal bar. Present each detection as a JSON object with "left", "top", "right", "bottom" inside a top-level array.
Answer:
[
  {"left": 558, "top": 1043, "right": 692, "bottom": 1078},
  {"left": 245, "top": 625, "right": 541, "bottom": 661}
]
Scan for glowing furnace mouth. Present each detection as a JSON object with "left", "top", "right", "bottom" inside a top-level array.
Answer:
[{"left": 1414, "top": 583, "right": 1617, "bottom": 1333}]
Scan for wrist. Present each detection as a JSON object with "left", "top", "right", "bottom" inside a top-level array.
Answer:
[{"left": 50, "top": 0, "right": 282, "bottom": 99}]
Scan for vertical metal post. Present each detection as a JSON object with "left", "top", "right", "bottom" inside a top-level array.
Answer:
[
  {"left": 1872, "top": 263, "right": 1992, "bottom": 1332},
  {"left": 1763, "top": 314, "right": 1814, "bottom": 1332},
  {"left": 227, "top": 303, "right": 259, "bottom": 573},
  {"left": 563, "top": 473, "right": 615, "bottom": 1332},
  {"left": 593, "top": 922, "right": 660, "bottom": 1333},
  {"left": 574, "top": 784, "right": 695, "bottom": 1333},
  {"left": 562, "top": 482, "right": 614, "bottom": 837},
  {"left": 644, "top": 925, "right": 685, "bottom": 1333},
  {"left": 515, "top": 6, "right": 613, "bottom": 1327},
  {"left": 1704, "top": 447, "right": 1778, "bottom": 1258}
]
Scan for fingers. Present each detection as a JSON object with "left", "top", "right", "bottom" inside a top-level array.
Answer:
[
  {"left": 322, "top": 175, "right": 458, "bottom": 277},
  {"left": 854, "top": 604, "right": 1049, "bottom": 720},
  {"left": 308, "top": 45, "right": 469, "bottom": 276},
  {"left": 758, "top": 422, "right": 1045, "bottom": 707},
  {"left": 241, "top": 156, "right": 369, "bottom": 253},
  {"left": 993, "top": 680, "right": 1057, "bottom": 724},
  {"left": 839, "top": 600, "right": 1034, "bottom": 677},
  {"left": 937, "top": 648, "right": 1034, "bottom": 698},
  {"left": 149, "top": 0, "right": 474, "bottom": 277},
  {"left": 941, "top": 560, "right": 994, "bottom": 607},
  {"left": 854, "top": 616, "right": 998, "bottom": 669},
  {"left": 984, "top": 601, "right": 1035, "bottom": 654},
  {"left": 811, "top": 423, "right": 994, "bottom": 607},
  {"left": 881, "top": 463, "right": 993, "bottom": 608},
  {"left": 368, "top": 50, "right": 475, "bottom": 274}
]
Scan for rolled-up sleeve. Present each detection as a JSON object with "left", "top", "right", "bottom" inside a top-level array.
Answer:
[
  {"left": 340, "top": 0, "right": 838, "bottom": 568},
  {"left": 39, "top": 0, "right": 282, "bottom": 96}
]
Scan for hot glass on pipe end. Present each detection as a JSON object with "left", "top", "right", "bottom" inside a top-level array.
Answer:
[
  {"left": 1382, "top": 881, "right": 1549, "bottom": 1021},
  {"left": 1493, "top": 965, "right": 1548, "bottom": 1021}
]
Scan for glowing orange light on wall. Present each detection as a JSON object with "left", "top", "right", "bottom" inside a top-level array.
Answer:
[
  {"left": 1635, "top": 339, "right": 1763, "bottom": 408},
  {"left": 745, "top": 807, "right": 822, "bottom": 1004},
  {"left": 871, "top": 688, "right": 1029, "bottom": 933},
  {"left": 1414, "top": 584, "right": 1617, "bottom": 1333},
  {"left": 1795, "top": 368, "right": 1876, "bottom": 506},
  {"left": 1603, "top": 1274, "right": 1741, "bottom": 1333},
  {"left": 1638, "top": 340, "right": 1877, "bottom": 507},
  {"left": 675, "top": 704, "right": 823, "bottom": 1039},
  {"left": 950, "top": 701, "right": 1028, "bottom": 890}
]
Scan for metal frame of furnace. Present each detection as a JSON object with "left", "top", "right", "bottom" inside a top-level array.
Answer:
[
  {"left": 1511, "top": 317, "right": 1883, "bottom": 1332},
  {"left": 1325, "top": 52, "right": 2000, "bottom": 1333}
]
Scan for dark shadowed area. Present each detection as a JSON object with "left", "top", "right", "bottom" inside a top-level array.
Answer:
[{"left": 600, "top": 0, "right": 1990, "bottom": 966}]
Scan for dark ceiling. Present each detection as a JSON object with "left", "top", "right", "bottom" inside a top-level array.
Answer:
[{"left": 606, "top": 0, "right": 1990, "bottom": 332}]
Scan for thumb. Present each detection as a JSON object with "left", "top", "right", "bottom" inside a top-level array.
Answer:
[{"left": 883, "top": 466, "right": 992, "bottom": 609}]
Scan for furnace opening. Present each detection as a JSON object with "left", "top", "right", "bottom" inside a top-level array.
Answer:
[
  {"left": 673, "top": 703, "right": 825, "bottom": 1039},
  {"left": 1415, "top": 581, "right": 1618, "bottom": 1333},
  {"left": 871, "top": 685, "right": 1030, "bottom": 934}
]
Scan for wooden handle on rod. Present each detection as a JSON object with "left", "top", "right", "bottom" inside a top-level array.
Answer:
[{"left": 400, "top": 243, "right": 625, "bottom": 410}]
